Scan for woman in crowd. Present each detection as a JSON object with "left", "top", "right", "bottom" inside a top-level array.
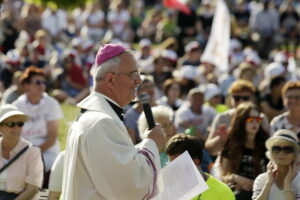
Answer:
[
  {"left": 252, "top": 129, "right": 300, "bottom": 200},
  {"left": 13, "top": 66, "right": 63, "bottom": 188},
  {"left": 138, "top": 105, "right": 176, "bottom": 167},
  {"left": 220, "top": 102, "right": 269, "bottom": 200},
  {"left": 156, "top": 78, "right": 183, "bottom": 111},
  {"left": 0, "top": 104, "right": 43, "bottom": 200}
]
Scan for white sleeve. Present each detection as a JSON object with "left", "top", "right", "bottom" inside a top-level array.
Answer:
[
  {"left": 252, "top": 173, "right": 267, "bottom": 200},
  {"left": 49, "top": 151, "right": 65, "bottom": 192}
]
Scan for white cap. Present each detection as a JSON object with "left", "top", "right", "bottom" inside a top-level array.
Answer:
[
  {"left": 274, "top": 52, "right": 288, "bottom": 63},
  {"left": 180, "top": 65, "right": 197, "bottom": 80},
  {"left": 205, "top": 84, "right": 221, "bottom": 101},
  {"left": 185, "top": 41, "right": 200, "bottom": 53},
  {"left": 161, "top": 49, "right": 177, "bottom": 62},
  {"left": 264, "top": 62, "right": 285, "bottom": 79},
  {"left": 139, "top": 38, "right": 151, "bottom": 48},
  {"left": 0, "top": 104, "right": 29, "bottom": 123}
]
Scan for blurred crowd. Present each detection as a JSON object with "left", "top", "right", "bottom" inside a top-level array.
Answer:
[{"left": 0, "top": 0, "right": 300, "bottom": 199}]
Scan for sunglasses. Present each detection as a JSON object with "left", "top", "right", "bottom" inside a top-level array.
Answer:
[
  {"left": 233, "top": 95, "right": 250, "bottom": 101},
  {"left": 271, "top": 146, "right": 294, "bottom": 154},
  {"left": 31, "top": 80, "right": 47, "bottom": 85},
  {"left": 245, "top": 116, "right": 262, "bottom": 123},
  {"left": 1, "top": 121, "right": 25, "bottom": 128}
]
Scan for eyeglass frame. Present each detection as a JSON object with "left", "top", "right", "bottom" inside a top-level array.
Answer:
[
  {"left": 271, "top": 145, "right": 295, "bottom": 154},
  {"left": 232, "top": 95, "right": 251, "bottom": 101},
  {"left": 245, "top": 116, "right": 263, "bottom": 123},
  {"left": 0, "top": 121, "right": 25, "bottom": 128},
  {"left": 111, "top": 71, "right": 140, "bottom": 81}
]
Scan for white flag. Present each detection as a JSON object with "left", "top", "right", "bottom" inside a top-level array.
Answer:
[{"left": 201, "top": 0, "right": 230, "bottom": 72}]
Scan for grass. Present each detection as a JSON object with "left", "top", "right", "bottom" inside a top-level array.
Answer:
[{"left": 58, "top": 103, "right": 79, "bottom": 150}]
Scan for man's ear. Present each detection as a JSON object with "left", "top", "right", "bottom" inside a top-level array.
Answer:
[
  {"left": 193, "top": 158, "right": 201, "bottom": 167},
  {"left": 105, "top": 72, "right": 115, "bottom": 88}
]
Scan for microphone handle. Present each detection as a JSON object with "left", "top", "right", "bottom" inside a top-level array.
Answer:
[{"left": 142, "top": 103, "right": 156, "bottom": 129}]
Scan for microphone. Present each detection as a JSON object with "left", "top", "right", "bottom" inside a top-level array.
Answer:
[{"left": 139, "top": 92, "right": 155, "bottom": 129}]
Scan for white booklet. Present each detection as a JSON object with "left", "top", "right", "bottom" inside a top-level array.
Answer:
[{"left": 153, "top": 151, "right": 208, "bottom": 200}]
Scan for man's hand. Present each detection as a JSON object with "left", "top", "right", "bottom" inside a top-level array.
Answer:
[{"left": 144, "top": 124, "right": 166, "bottom": 152}]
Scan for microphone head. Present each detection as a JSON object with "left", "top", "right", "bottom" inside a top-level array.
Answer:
[{"left": 139, "top": 92, "right": 150, "bottom": 104}]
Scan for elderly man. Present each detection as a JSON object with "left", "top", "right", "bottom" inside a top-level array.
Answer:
[{"left": 62, "top": 44, "right": 166, "bottom": 200}]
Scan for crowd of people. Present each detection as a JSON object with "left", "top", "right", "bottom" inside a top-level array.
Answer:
[{"left": 0, "top": 0, "right": 300, "bottom": 199}]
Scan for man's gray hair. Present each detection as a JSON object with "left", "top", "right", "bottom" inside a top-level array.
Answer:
[
  {"left": 92, "top": 50, "right": 134, "bottom": 82},
  {"left": 92, "top": 56, "right": 120, "bottom": 82},
  {"left": 138, "top": 105, "right": 174, "bottom": 139}
]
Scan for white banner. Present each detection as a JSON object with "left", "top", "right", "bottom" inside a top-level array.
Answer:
[{"left": 201, "top": 0, "right": 230, "bottom": 72}]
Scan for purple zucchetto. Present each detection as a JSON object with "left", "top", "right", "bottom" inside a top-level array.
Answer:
[{"left": 94, "top": 44, "right": 128, "bottom": 67}]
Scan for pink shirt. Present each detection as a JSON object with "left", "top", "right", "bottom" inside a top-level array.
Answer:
[{"left": 0, "top": 138, "right": 43, "bottom": 194}]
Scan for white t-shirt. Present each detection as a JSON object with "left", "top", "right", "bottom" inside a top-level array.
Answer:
[
  {"left": 13, "top": 93, "right": 63, "bottom": 171},
  {"left": 175, "top": 103, "right": 216, "bottom": 136},
  {"left": 253, "top": 172, "right": 300, "bottom": 200},
  {"left": 107, "top": 9, "right": 130, "bottom": 35}
]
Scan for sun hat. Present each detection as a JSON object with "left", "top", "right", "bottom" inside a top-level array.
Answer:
[
  {"left": 94, "top": 44, "right": 128, "bottom": 67},
  {"left": 0, "top": 104, "right": 29, "bottom": 123},
  {"left": 266, "top": 129, "right": 300, "bottom": 153}
]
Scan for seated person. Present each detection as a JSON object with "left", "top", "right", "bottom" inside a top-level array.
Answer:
[
  {"left": 252, "top": 129, "right": 300, "bottom": 200},
  {"left": 165, "top": 134, "right": 235, "bottom": 200},
  {"left": 0, "top": 104, "right": 43, "bottom": 200}
]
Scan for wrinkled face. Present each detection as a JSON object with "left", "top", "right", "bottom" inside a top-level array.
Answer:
[
  {"left": 245, "top": 109, "right": 261, "bottom": 136},
  {"left": 156, "top": 115, "right": 176, "bottom": 142},
  {"left": 0, "top": 115, "right": 26, "bottom": 141},
  {"left": 24, "top": 75, "right": 46, "bottom": 99},
  {"left": 270, "top": 140, "right": 296, "bottom": 166},
  {"left": 112, "top": 53, "right": 142, "bottom": 107},
  {"left": 231, "top": 91, "right": 253, "bottom": 108},
  {"left": 283, "top": 89, "right": 300, "bottom": 111}
]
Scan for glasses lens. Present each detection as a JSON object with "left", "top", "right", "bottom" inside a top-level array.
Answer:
[
  {"left": 246, "top": 117, "right": 254, "bottom": 123},
  {"left": 271, "top": 146, "right": 281, "bottom": 153},
  {"left": 131, "top": 72, "right": 140, "bottom": 80},
  {"left": 241, "top": 96, "right": 250, "bottom": 101},
  {"left": 233, "top": 96, "right": 241, "bottom": 101},
  {"left": 283, "top": 146, "right": 294, "bottom": 154},
  {"left": 272, "top": 146, "right": 294, "bottom": 154},
  {"left": 33, "top": 80, "right": 46, "bottom": 85}
]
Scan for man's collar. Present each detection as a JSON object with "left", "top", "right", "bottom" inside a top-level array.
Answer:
[{"left": 105, "top": 99, "right": 124, "bottom": 122}]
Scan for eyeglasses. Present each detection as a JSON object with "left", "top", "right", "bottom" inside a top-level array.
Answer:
[
  {"left": 1, "top": 121, "right": 25, "bottom": 128},
  {"left": 233, "top": 95, "right": 251, "bottom": 101},
  {"left": 271, "top": 146, "right": 294, "bottom": 154},
  {"left": 112, "top": 71, "right": 140, "bottom": 81},
  {"left": 31, "top": 80, "right": 47, "bottom": 85},
  {"left": 245, "top": 116, "right": 263, "bottom": 123},
  {"left": 285, "top": 95, "right": 300, "bottom": 101}
]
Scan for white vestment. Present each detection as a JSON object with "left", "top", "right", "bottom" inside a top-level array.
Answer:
[{"left": 62, "top": 92, "right": 160, "bottom": 200}]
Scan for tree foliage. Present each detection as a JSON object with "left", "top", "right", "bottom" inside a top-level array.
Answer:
[{"left": 24, "top": 0, "right": 95, "bottom": 9}]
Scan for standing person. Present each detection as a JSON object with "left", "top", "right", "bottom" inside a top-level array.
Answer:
[
  {"left": 252, "top": 129, "right": 300, "bottom": 200},
  {"left": 62, "top": 44, "right": 166, "bottom": 200},
  {"left": 13, "top": 66, "right": 63, "bottom": 188},
  {"left": 0, "top": 104, "right": 43, "bottom": 200}
]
